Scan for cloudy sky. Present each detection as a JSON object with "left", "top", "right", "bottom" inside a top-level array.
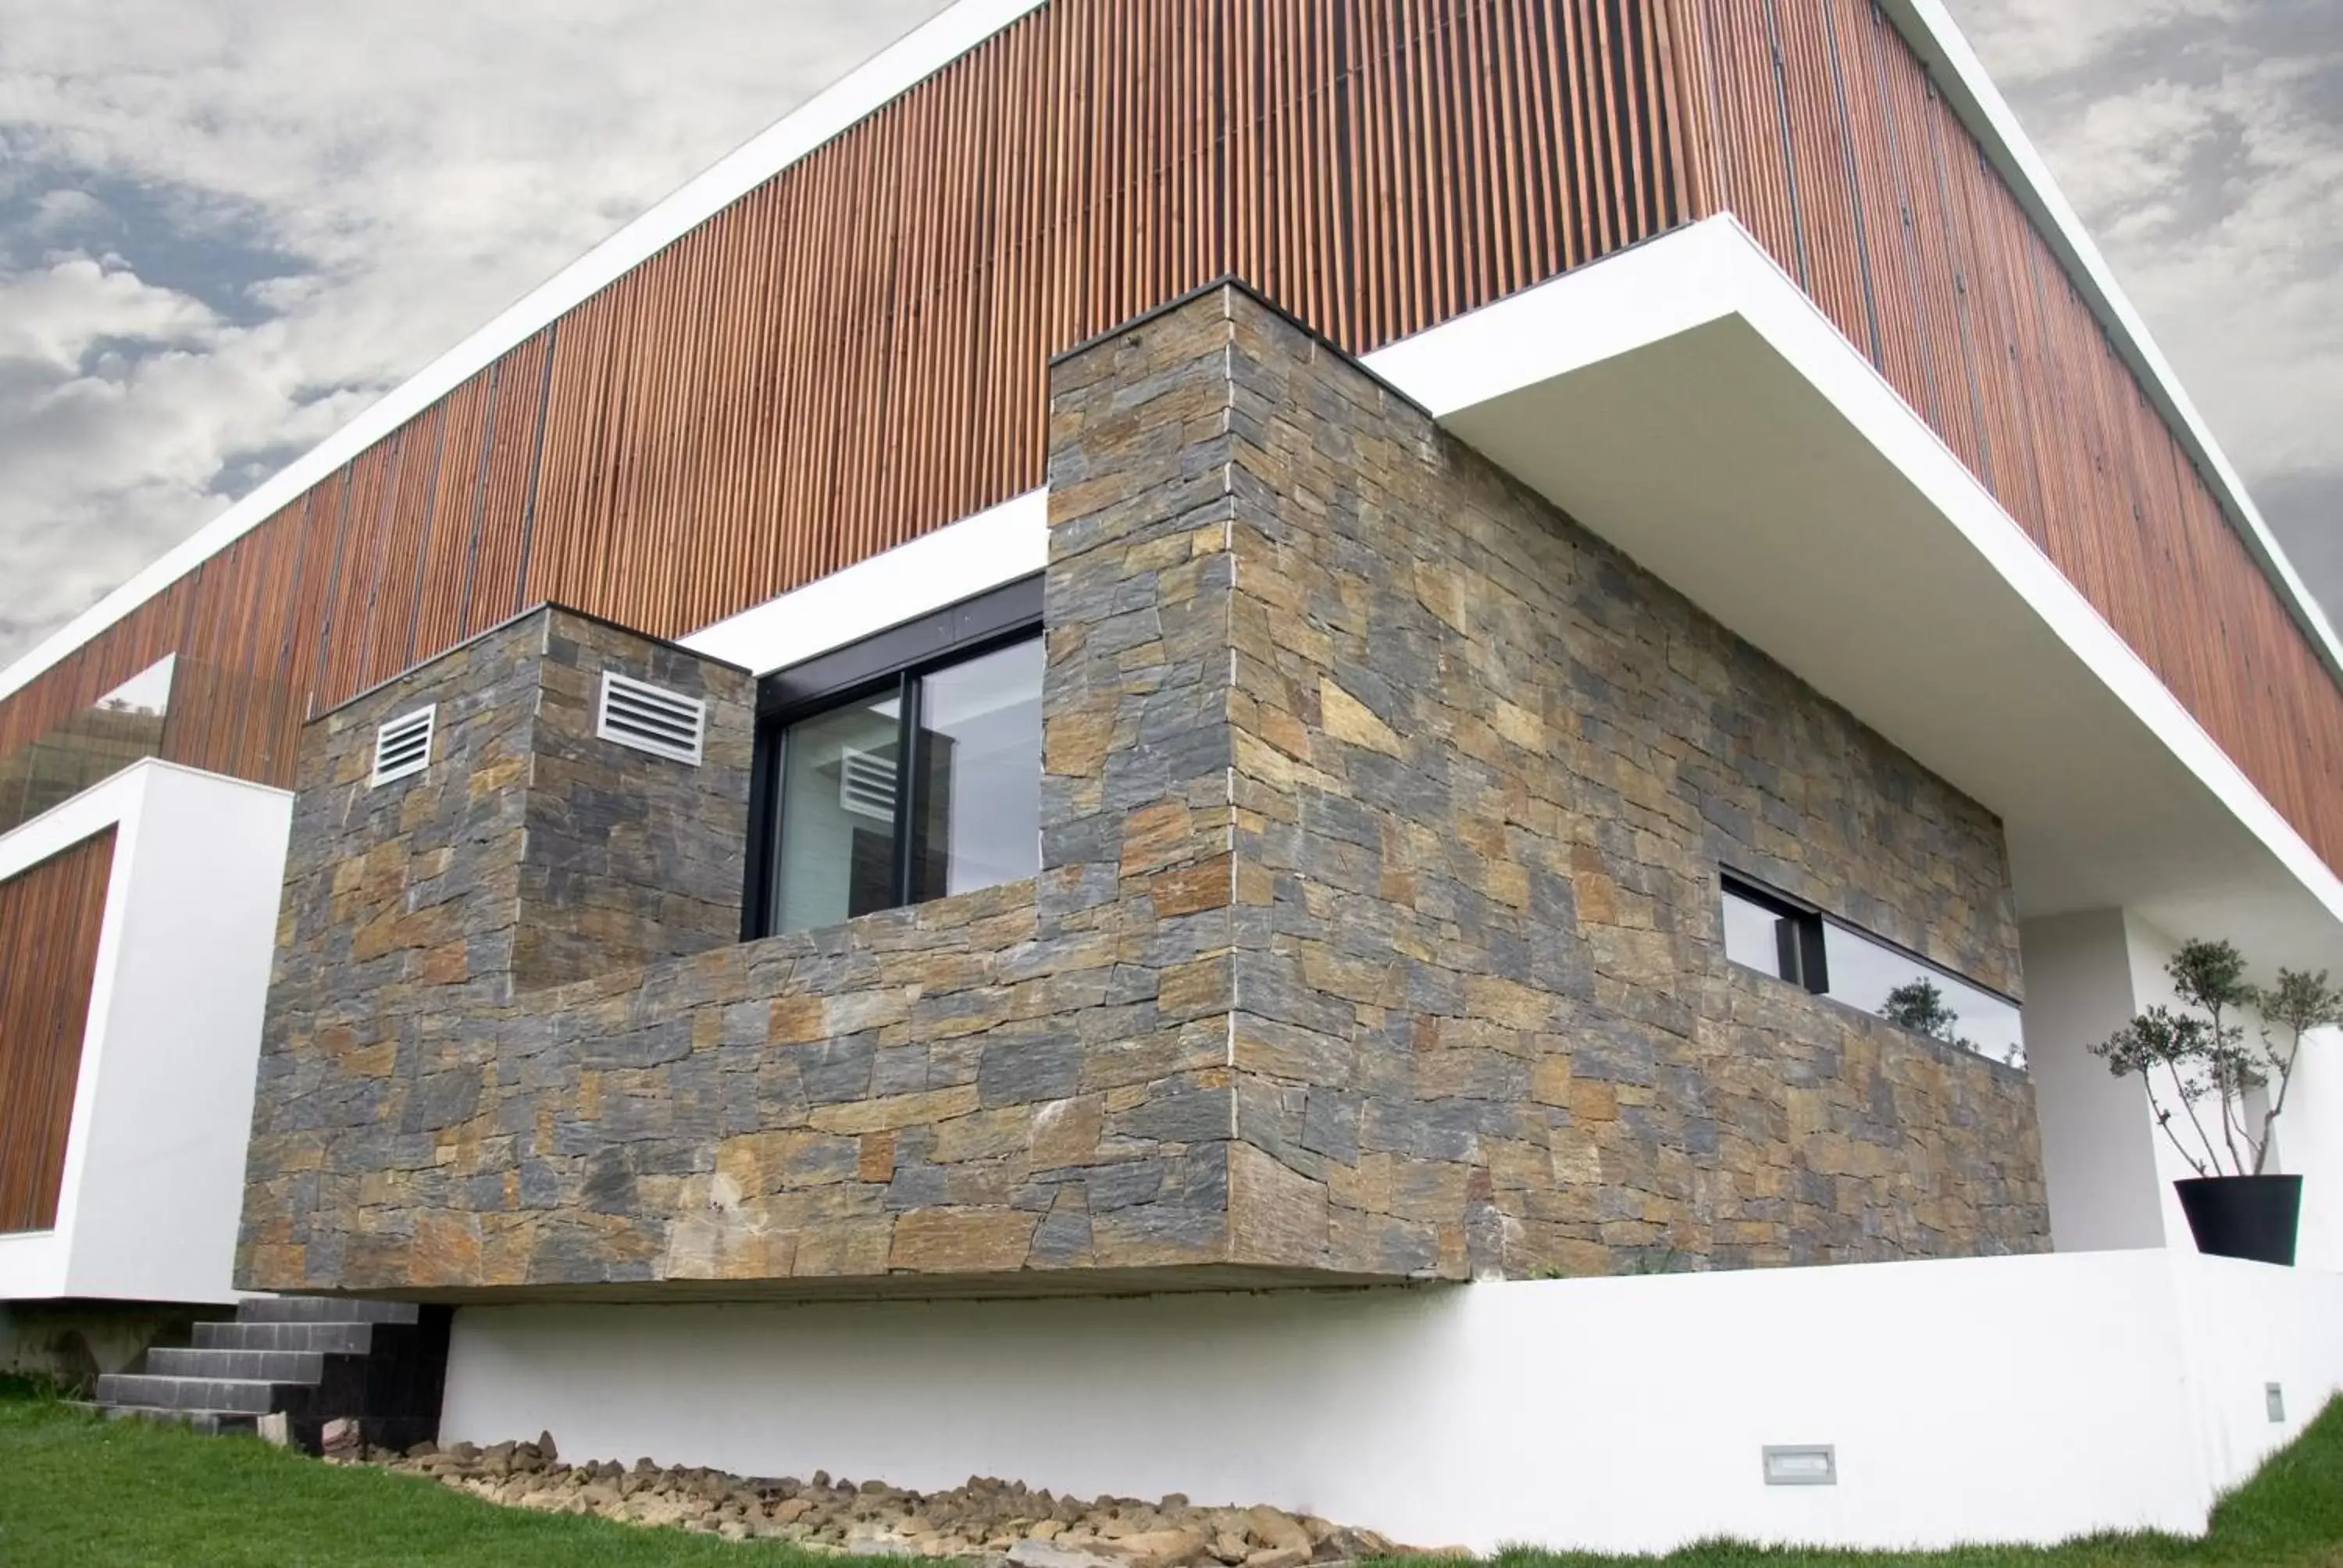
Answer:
[{"left": 0, "top": 0, "right": 2334, "bottom": 669}]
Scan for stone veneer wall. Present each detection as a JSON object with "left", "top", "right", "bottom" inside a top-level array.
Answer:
[
  {"left": 1189, "top": 290, "right": 2042, "bottom": 1274},
  {"left": 240, "top": 284, "right": 2045, "bottom": 1299}
]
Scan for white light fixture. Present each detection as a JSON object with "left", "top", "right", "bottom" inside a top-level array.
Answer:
[
  {"left": 2268, "top": 1384, "right": 2286, "bottom": 1424},
  {"left": 1763, "top": 1445, "right": 1836, "bottom": 1487}
]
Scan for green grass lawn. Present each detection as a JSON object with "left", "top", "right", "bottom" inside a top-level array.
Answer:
[
  {"left": 0, "top": 1381, "right": 865, "bottom": 1568},
  {"left": 2, "top": 1381, "right": 2340, "bottom": 1566},
  {"left": 1489, "top": 1396, "right": 2343, "bottom": 1567}
]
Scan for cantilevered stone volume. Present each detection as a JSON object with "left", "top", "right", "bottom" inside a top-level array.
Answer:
[{"left": 237, "top": 284, "right": 2045, "bottom": 1301}]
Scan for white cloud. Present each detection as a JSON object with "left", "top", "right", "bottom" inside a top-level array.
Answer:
[
  {"left": 0, "top": 0, "right": 948, "bottom": 661},
  {"left": 0, "top": 254, "right": 216, "bottom": 366},
  {"left": 1955, "top": 0, "right": 2240, "bottom": 84}
]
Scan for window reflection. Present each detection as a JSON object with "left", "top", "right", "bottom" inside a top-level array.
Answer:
[
  {"left": 1720, "top": 872, "right": 2025, "bottom": 1068},
  {"left": 765, "top": 633, "right": 1043, "bottom": 937},
  {"left": 773, "top": 691, "right": 902, "bottom": 935},
  {"left": 911, "top": 639, "right": 1044, "bottom": 903}
]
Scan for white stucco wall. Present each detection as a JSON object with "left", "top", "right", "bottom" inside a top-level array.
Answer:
[
  {"left": 0, "top": 761, "right": 291, "bottom": 1305},
  {"left": 2277, "top": 1026, "right": 2343, "bottom": 1273},
  {"left": 2020, "top": 911, "right": 2169, "bottom": 1251},
  {"left": 2023, "top": 905, "right": 2343, "bottom": 1265},
  {"left": 440, "top": 1252, "right": 2342, "bottom": 1556}
]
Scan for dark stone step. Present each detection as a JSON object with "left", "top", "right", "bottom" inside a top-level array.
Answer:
[
  {"left": 234, "top": 1296, "right": 419, "bottom": 1326},
  {"left": 194, "top": 1320, "right": 376, "bottom": 1354},
  {"left": 93, "top": 1303, "right": 450, "bottom": 1459},
  {"left": 103, "top": 1406, "right": 262, "bottom": 1438},
  {"left": 95, "top": 1374, "right": 284, "bottom": 1416},
  {"left": 146, "top": 1347, "right": 326, "bottom": 1384}
]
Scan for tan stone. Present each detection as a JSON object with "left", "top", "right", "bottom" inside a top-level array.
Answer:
[
  {"left": 1121, "top": 800, "right": 1197, "bottom": 877},
  {"left": 1031, "top": 1096, "right": 1105, "bottom": 1167},
  {"left": 889, "top": 1209, "right": 1040, "bottom": 1273},
  {"left": 1157, "top": 955, "right": 1232, "bottom": 1021},
  {"left": 1115, "top": 1527, "right": 1210, "bottom": 1568},
  {"left": 790, "top": 1220, "right": 894, "bottom": 1278},
  {"left": 769, "top": 996, "right": 825, "bottom": 1044},
  {"left": 1529, "top": 1055, "right": 1573, "bottom": 1108},
  {"left": 808, "top": 1085, "right": 979, "bottom": 1135},
  {"left": 1465, "top": 973, "right": 1552, "bottom": 1031},
  {"left": 1318, "top": 678, "right": 1402, "bottom": 757},
  {"left": 1146, "top": 857, "right": 1233, "bottom": 918},
  {"left": 420, "top": 942, "right": 469, "bottom": 985},
  {"left": 1229, "top": 1144, "right": 1329, "bottom": 1265}
]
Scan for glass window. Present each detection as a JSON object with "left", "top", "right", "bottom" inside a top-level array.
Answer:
[
  {"left": 910, "top": 639, "right": 1044, "bottom": 903},
  {"left": 1721, "top": 878, "right": 1825, "bottom": 991},
  {"left": 1720, "top": 871, "right": 2025, "bottom": 1067},
  {"left": 772, "top": 690, "right": 904, "bottom": 935},
  {"left": 764, "top": 633, "right": 1043, "bottom": 936},
  {"left": 1822, "top": 925, "right": 2026, "bottom": 1068}
]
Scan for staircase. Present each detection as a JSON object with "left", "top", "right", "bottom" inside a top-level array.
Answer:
[{"left": 95, "top": 1296, "right": 451, "bottom": 1454}]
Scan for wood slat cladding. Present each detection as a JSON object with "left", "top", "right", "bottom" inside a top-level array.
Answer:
[
  {"left": 1674, "top": 0, "right": 2343, "bottom": 873},
  {"left": 0, "top": 829, "right": 116, "bottom": 1234},
  {"left": 0, "top": 0, "right": 1692, "bottom": 796},
  {"left": 3, "top": 0, "right": 2337, "bottom": 882}
]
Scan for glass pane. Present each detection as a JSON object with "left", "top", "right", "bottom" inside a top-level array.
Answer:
[
  {"left": 911, "top": 638, "right": 1043, "bottom": 902},
  {"left": 1722, "top": 887, "right": 1790, "bottom": 980},
  {"left": 773, "top": 690, "right": 902, "bottom": 935},
  {"left": 1822, "top": 923, "right": 2027, "bottom": 1068},
  {"left": 0, "top": 654, "right": 177, "bottom": 837}
]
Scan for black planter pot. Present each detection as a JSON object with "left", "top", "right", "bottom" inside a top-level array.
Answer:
[{"left": 2174, "top": 1175, "right": 2303, "bottom": 1266}]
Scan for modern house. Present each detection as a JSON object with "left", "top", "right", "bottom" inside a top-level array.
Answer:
[{"left": 3, "top": 0, "right": 2341, "bottom": 1552}]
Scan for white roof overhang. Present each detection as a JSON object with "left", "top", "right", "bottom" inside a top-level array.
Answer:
[{"left": 1366, "top": 217, "right": 2343, "bottom": 972}]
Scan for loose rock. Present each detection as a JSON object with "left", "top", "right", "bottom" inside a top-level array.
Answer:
[{"left": 356, "top": 1438, "right": 1425, "bottom": 1564}]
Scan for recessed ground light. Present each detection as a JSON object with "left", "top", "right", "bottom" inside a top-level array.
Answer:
[
  {"left": 2268, "top": 1384, "right": 2286, "bottom": 1424},
  {"left": 1763, "top": 1445, "right": 1836, "bottom": 1486}
]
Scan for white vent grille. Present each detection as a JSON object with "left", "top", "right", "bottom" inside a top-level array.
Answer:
[
  {"left": 597, "top": 672, "right": 706, "bottom": 765},
  {"left": 838, "top": 748, "right": 897, "bottom": 820},
  {"left": 370, "top": 705, "right": 436, "bottom": 787}
]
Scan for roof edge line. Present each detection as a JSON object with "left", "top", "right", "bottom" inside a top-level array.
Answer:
[{"left": 0, "top": 0, "right": 1047, "bottom": 709}]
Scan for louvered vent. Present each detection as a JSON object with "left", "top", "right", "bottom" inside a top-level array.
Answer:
[
  {"left": 838, "top": 748, "right": 897, "bottom": 820},
  {"left": 370, "top": 706, "right": 436, "bottom": 787},
  {"left": 597, "top": 672, "right": 706, "bottom": 765}
]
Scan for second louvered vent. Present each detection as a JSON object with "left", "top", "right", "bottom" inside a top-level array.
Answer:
[{"left": 597, "top": 672, "right": 706, "bottom": 765}]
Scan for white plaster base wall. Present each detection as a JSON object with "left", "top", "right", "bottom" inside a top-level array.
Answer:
[
  {"left": 0, "top": 760, "right": 291, "bottom": 1304},
  {"left": 441, "top": 1252, "right": 2342, "bottom": 1555}
]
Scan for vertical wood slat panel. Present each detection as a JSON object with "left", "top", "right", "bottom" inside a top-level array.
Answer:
[
  {"left": 0, "top": 829, "right": 116, "bottom": 1233},
  {"left": 1688, "top": 0, "right": 2343, "bottom": 877},
  {"left": 20, "top": 0, "right": 2327, "bottom": 878}
]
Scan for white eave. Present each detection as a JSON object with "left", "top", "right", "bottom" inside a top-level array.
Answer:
[{"left": 1366, "top": 215, "right": 2343, "bottom": 972}]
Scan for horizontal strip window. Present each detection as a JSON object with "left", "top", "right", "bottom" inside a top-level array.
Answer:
[
  {"left": 746, "top": 579, "right": 1044, "bottom": 940},
  {"left": 1721, "top": 872, "right": 2025, "bottom": 1068}
]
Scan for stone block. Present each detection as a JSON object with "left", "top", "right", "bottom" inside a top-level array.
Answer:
[{"left": 240, "top": 285, "right": 2044, "bottom": 1302}]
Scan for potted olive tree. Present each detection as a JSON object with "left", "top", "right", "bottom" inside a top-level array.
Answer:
[{"left": 2091, "top": 939, "right": 2341, "bottom": 1265}]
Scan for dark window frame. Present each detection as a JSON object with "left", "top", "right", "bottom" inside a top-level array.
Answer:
[
  {"left": 1721, "top": 872, "right": 1831, "bottom": 993},
  {"left": 1719, "top": 868, "right": 2024, "bottom": 1011},
  {"left": 744, "top": 576, "right": 1044, "bottom": 939}
]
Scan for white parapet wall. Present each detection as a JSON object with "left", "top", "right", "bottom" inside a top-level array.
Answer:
[
  {"left": 0, "top": 760, "right": 291, "bottom": 1305},
  {"left": 440, "top": 1251, "right": 2343, "bottom": 1555}
]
